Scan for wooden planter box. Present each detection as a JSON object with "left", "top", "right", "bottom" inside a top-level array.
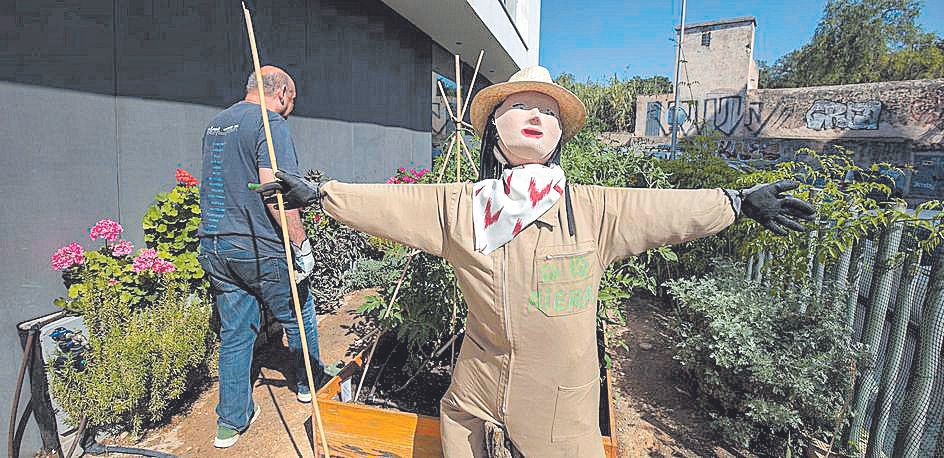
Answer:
[{"left": 315, "top": 350, "right": 619, "bottom": 457}]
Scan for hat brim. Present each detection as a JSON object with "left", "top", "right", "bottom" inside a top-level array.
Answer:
[{"left": 470, "top": 80, "right": 587, "bottom": 143}]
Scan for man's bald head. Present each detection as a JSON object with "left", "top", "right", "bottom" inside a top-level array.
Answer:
[{"left": 244, "top": 66, "right": 297, "bottom": 118}]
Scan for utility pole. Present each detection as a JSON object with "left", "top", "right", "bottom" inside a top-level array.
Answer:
[{"left": 670, "top": 0, "right": 687, "bottom": 159}]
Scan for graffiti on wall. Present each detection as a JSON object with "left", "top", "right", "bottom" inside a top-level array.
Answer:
[
  {"left": 644, "top": 95, "right": 895, "bottom": 137},
  {"left": 744, "top": 99, "right": 797, "bottom": 135},
  {"left": 909, "top": 152, "right": 944, "bottom": 199},
  {"left": 645, "top": 95, "right": 802, "bottom": 138},
  {"left": 705, "top": 96, "right": 744, "bottom": 135},
  {"left": 805, "top": 100, "right": 882, "bottom": 131},
  {"left": 717, "top": 139, "right": 781, "bottom": 160}
]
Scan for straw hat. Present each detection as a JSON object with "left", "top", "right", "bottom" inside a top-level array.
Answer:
[{"left": 470, "top": 65, "right": 587, "bottom": 142}]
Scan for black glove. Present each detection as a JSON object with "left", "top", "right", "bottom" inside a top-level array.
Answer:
[
  {"left": 253, "top": 171, "right": 321, "bottom": 210},
  {"left": 738, "top": 180, "right": 815, "bottom": 236}
]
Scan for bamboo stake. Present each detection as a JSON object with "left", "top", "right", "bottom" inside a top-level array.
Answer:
[
  {"left": 240, "top": 4, "right": 330, "bottom": 455},
  {"left": 454, "top": 54, "right": 461, "bottom": 130},
  {"left": 435, "top": 80, "right": 458, "bottom": 183},
  {"left": 458, "top": 50, "right": 485, "bottom": 120},
  {"left": 437, "top": 80, "right": 457, "bottom": 122},
  {"left": 436, "top": 139, "right": 456, "bottom": 183},
  {"left": 455, "top": 127, "right": 461, "bottom": 181},
  {"left": 440, "top": 134, "right": 458, "bottom": 173}
]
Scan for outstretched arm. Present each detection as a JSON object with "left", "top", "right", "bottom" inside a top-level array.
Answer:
[
  {"left": 598, "top": 187, "right": 737, "bottom": 265},
  {"left": 598, "top": 180, "right": 814, "bottom": 265},
  {"left": 255, "top": 172, "right": 457, "bottom": 258}
]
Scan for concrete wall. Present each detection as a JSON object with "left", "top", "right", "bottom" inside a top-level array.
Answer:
[
  {"left": 633, "top": 79, "right": 944, "bottom": 198},
  {"left": 1, "top": 0, "right": 432, "bottom": 453}
]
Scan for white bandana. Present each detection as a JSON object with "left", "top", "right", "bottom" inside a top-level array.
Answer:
[{"left": 472, "top": 163, "right": 566, "bottom": 255}]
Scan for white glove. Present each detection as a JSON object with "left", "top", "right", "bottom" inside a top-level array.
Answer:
[{"left": 293, "top": 238, "right": 315, "bottom": 283}]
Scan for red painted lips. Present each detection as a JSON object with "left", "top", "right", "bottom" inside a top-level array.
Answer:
[{"left": 521, "top": 128, "right": 543, "bottom": 138}]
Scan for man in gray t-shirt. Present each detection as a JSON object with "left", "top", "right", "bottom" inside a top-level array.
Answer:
[{"left": 197, "top": 65, "right": 326, "bottom": 448}]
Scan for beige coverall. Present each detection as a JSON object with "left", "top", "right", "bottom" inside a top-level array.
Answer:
[{"left": 321, "top": 181, "right": 736, "bottom": 457}]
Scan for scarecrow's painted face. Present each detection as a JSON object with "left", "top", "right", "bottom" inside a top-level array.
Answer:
[{"left": 494, "top": 91, "right": 562, "bottom": 166}]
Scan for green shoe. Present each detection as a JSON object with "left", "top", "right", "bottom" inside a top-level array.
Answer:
[{"left": 213, "top": 406, "right": 261, "bottom": 448}]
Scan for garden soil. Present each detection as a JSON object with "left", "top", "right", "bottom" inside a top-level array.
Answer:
[{"left": 114, "top": 291, "right": 740, "bottom": 457}]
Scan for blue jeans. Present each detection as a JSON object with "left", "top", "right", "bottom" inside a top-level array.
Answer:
[{"left": 198, "top": 236, "right": 325, "bottom": 431}]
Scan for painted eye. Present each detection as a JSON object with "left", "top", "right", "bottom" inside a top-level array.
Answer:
[
  {"left": 511, "top": 103, "right": 528, "bottom": 110},
  {"left": 540, "top": 108, "right": 557, "bottom": 117}
]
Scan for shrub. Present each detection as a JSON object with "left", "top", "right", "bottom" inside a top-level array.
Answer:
[
  {"left": 47, "top": 170, "right": 215, "bottom": 434},
  {"left": 143, "top": 168, "right": 201, "bottom": 258},
  {"left": 301, "top": 169, "right": 381, "bottom": 312},
  {"left": 667, "top": 263, "right": 861, "bottom": 455},
  {"left": 49, "top": 275, "right": 212, "bottom": 434},
  {"left": 345, "top": 244, "right": 465, "bottom": 372}
]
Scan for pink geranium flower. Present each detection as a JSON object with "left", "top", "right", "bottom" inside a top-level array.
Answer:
[
  {"left": 50, "top": 242, "right": 85, "bottom": 271},
  {"left": 89, "top": 219, "right": 123, "bottom": 243},
  {"left": 132, "top": 248, "right": 158, "bottom": 273},
  {"left": 111, "top": 240, "right": 133, "bottom": 256},
  {"left": 151, "top": 259, "right": 176, "bottom": 274}
]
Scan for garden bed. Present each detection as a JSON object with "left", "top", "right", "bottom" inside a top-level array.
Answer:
[{"left": 315, "top": 332, "right": 618, "bottom": 457}]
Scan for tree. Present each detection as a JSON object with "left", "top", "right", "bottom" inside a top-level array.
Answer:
[{"left": 768, "top": 0, "right": 944, "bottom": 88}]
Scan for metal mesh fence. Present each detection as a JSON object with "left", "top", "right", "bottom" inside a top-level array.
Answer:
[
  {"left": 841, "top": 227, "right": 944, "bottom": 457},
  {"left": 748, "top": 224, "right": 944, "bottom": 456}
]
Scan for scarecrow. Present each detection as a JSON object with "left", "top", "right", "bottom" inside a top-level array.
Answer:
[{"left": 257, "top": 66, "right": 814, "bottom": 457}]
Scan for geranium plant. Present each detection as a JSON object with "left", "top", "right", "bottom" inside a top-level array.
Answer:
[{"left": 47, "top": 169, "right": 215, "bottom": 434}]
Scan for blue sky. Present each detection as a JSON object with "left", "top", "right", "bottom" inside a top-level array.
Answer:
[{"left": 539, "top": 0, "right": 944, "bottom": 81}]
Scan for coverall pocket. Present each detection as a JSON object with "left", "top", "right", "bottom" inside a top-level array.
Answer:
[
  {"left": 551, "top": 377, "right": 600, "bottom": 442},
  {"left": 533, "top": 241, "right": 599, "bottom": 317}
]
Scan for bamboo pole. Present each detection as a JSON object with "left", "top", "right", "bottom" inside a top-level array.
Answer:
[
  {"left": 458, "top": 50, "right": 484, "bottom": 120},
  {"left": 240, "top": 4, "right": 330, "bottom": 455},
  {"left": 436, "top": 139, "right": 456, "bottom": 183},
  {"left": 454, "top": 54, "right": 461, "bottom": 127},
  {"left": 437, "top": 80, "right": 458, "bottom": 121}
]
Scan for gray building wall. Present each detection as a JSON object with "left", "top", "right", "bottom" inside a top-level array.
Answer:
[{"left": 1, "top": 0, "right": 432, "bottom": 453}]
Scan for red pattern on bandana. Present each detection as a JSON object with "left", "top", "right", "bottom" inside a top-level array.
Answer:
[
  {"left": 528, "top": 178, "right": 554, "bottom": 208},
  {"left": 472, "top": 164, "right": 566, "bottom": 254},
  {"left": 484, "top": 198, "right": 503, "bottom": 228}
]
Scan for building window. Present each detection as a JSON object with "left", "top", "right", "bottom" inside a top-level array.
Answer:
[{"left": 701, "top": 32, "right": 711, "bottom": 47}]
